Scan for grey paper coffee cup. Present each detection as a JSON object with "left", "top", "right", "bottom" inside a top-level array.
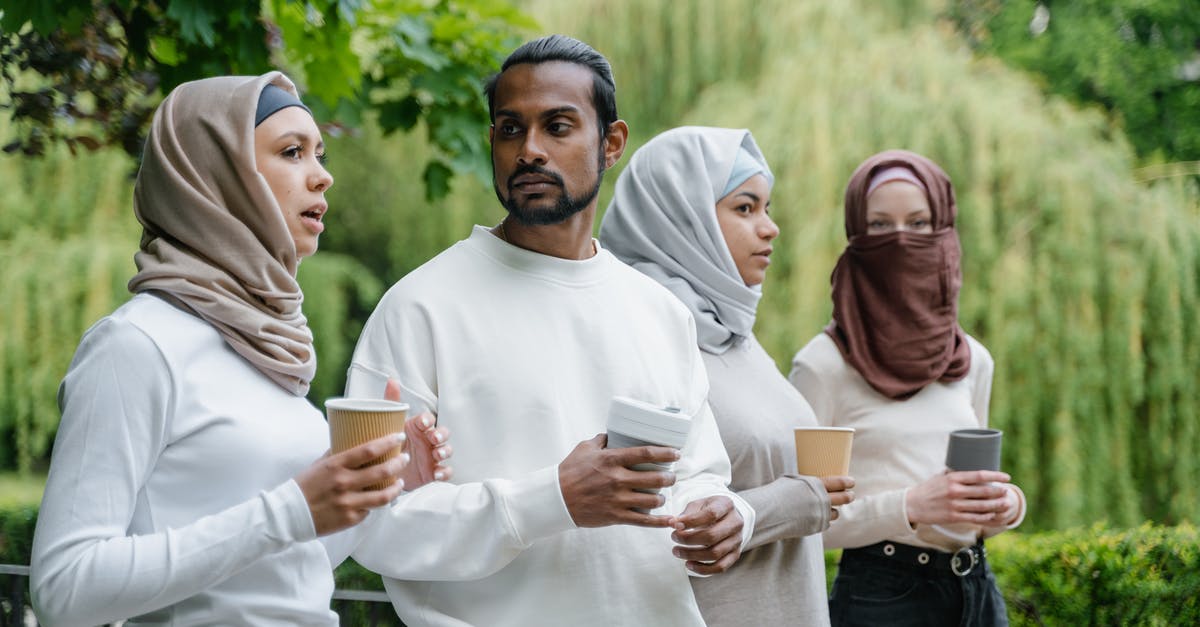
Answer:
[
  {"left": 605, "top": 397, "right": 691, "bottom": 513},
  {"left": 945, "top": 428, "right": 1003, "bottom": 472}
]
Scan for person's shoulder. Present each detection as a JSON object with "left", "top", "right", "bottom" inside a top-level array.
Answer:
[
  {"left": 609, "top": 259, "right": 677, "bottom": 296},
  {"left": 793, "top": 332, "right": 844, "bottom": 372},
  {"left": 964, "top": 332, "right": 994, "bottom": 373},
  {"left": 105, "top": 293, "right": 211, "bottom": 346},
  {"left": 605, "top": 256, "right": 693, "bottom": 319},
  {"left": 73, "top": 294, "right": 191, "bottom": 369},
  {"left": 375, "top": 240, "right": 474, "bottom": 307}
]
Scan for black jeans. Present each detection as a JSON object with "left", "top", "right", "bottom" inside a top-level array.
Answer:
[{"left": 829, "top": 543, "right": 1009, "bottom": 627}]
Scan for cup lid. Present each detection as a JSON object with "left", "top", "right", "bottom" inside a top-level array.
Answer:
[
  {"left": 607, "top": 397, "right": 691, "bottom": 447},
  {"left": 325, "top": 398, "right": 409, "bottom": 412}
]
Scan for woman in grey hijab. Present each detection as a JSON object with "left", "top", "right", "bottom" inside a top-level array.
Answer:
[{"left": 600, "top": 126, "right": 855, "bottom": 627}]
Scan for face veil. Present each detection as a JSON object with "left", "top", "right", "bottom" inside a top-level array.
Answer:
[{"left": 825, "top": 149, "right": 971, "bottom": 400}]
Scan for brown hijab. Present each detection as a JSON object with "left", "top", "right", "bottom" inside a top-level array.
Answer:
[
  {"left": 127, "top": 72, "right": 316, "bottom": 396},
  {"left": 825, "top": 149, "right": 971, "bottom": 400}
]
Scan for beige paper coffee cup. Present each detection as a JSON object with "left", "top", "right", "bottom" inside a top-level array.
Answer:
[
  {"left": 794, "top": 427, "right": 855, "bottom": 477},
  {"left": 326, "top": 398, "right": 408, "bottom": 490}
]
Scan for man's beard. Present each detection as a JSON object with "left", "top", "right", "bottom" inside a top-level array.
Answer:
[{"left": 494, "top": 153, "right": 605, "bottom": 226}]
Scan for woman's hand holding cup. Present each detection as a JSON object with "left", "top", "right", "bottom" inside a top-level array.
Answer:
[
  {"left": 905, "top": 469, "right": 1012, "bottom": 527},
  {"left": 821, "top": 475, "right": 855, "bottom": 520},
  {"left": 296, "top": 433, "right": 408, "bottom": 536}
]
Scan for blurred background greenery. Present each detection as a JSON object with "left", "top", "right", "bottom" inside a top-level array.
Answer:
[{"left": 2, "top": 0, "right": 1198, "bottom": 538}]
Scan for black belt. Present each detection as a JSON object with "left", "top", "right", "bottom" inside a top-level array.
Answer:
[{"left": 844, "top": 541, "right": 988, "bottom": 578}]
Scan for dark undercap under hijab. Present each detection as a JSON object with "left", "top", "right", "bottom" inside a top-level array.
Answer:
[
  {"left": 825, "top": 149, "right": 971, "bottom": 400},
  {"left": 127, "top": 72, "right": 317, "bottom": 396}
]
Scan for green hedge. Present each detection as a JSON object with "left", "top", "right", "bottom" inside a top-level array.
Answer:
[
  {"left": 0, "top": 505, "right": 36, "bottom": 566},
  {"left": 989, "top": 523, "right": 1200, "bottom": 626}
]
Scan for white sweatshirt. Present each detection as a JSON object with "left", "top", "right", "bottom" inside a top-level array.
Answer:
[
  {"left": 31, "top": 293, "right": 337, "bottom": 626},
  {"left": 789, "top": 332, "right": 1025, "bottom": 552},
  {"left": 347, "top": 226, "right": 754, "bottom": 627}
]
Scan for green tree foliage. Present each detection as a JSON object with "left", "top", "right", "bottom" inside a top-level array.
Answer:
[
  {"left": 3, "top": 0, "right": 1199, "bottom": 537},
  {"left": 534, "top": 0, "right": 1200, "bottom": 528},
  {"left": 0, "top": 0, "right": 534, "bottom": 198},
  {"left": 947, "top": 0, "right": 1200, "bottom": 166}
]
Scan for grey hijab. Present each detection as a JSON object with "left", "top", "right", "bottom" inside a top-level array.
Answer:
[{"left": 600, "top": 126, "right": 774, "bottom": 354}]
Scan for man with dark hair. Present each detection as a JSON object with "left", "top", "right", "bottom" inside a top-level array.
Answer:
[{"left": 347, "top": 34, "right": 753, "bottom": 626}]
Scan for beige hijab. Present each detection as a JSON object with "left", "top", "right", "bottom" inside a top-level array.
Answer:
[{"left": 127, "top": 72, "right": 316, "bottom": 396}]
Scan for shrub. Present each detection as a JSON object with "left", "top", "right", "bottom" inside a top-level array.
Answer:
[{"left": 989, "top": 523, "right": 1200, "bottom": 626}]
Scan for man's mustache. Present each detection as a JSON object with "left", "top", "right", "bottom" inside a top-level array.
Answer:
[{"left": 508, "top": 165, "right": 565, "bottom": 192}]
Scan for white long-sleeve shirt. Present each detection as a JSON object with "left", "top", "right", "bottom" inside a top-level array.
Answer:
[
  {"left": 789, "top": 332, "right": 1025, "bottom": 552},
  {"left": 346, "top": 226, "right": 754, "bottom": 627},
  {"left": 31, "top": 293, "right": 337, "bottom": 626}
]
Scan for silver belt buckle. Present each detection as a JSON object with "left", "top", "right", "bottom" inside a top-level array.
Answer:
[{"left": 951, "top": 546, "right": 977, "bottom": 576}]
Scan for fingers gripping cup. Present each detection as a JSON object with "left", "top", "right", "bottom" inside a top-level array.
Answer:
[
  {"left": 325, "top": 398, "right": 408, "bottom": 490},
  {"left": 605, "top": 397, "right": 692, "bottom": 513},
  {"left": 793, "top": 427, "right": 855, "bottom": 477},
  {"left": 945, "top": 428, "right": 1003, "bottom": 472}
]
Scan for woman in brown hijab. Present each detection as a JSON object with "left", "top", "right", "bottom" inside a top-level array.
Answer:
[
  {"left": 789, "top": 150, "right": 1026, "bottom": 627},
  {"left": 31, "top": 73, "right": 449, "bottom": 625}
]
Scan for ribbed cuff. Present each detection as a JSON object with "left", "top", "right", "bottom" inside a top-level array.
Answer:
[
  {"left": 501, "top": 465, "right": 577, "bottom": 546},
  {"left": 265, "top": 479, "right": 318, "bottom": 543}
]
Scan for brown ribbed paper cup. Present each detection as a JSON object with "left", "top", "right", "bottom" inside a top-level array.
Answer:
[
  {"left": 794, "top": 427, "right": 855, "bottom": 477},
  {"left": 325, "top": 398, "right": 408, "bottom": 490}
]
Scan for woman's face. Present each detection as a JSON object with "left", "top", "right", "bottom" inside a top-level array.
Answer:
[
  {"left": 716, "top": 173, "right": 778, "bottom": 287},
  {"left": 254, "top": 106, "right": 333, "bottom": 259},
  {"left": 865, "top": 180, "right": 933, "bottom": 235}
]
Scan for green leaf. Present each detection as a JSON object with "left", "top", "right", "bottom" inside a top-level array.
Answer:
[
  {"left": 378, "top": 95, "right": 422, "bottom": 134},
  {"left": 150, "top": 35, "right": 182, "bottom": 66},
  {"left": 166, "top": 0, "right": 218, "bottom": 47},
  {"left": 422, "top": 159, "right": 453, "bottom": 202}
]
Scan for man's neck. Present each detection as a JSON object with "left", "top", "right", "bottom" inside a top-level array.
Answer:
[{"left": 493, "top": 207, "right": 598, "bottom": 260}]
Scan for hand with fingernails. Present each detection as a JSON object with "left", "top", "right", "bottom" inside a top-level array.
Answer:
[
  {"left": 558, "top": 434, "right": 681, "bottom": 529},
  {"left": 670, "top": 495, "right": 745, "bottom": 575},
  {"left": 295, "top": 433, "right": 408, "bottom": 536},
  {"left": 905, "top": 469, "right": 1018, "bottom": 527},
  {"left": 385, "top": 378, "right": 454, "bottom": 489},
  {"left": 822, "top": 475, "right": 856, "bottom": 520}
]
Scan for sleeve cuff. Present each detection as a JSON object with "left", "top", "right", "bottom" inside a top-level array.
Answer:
[
  {"left": 731, "top": 492, "right": 756, "bottom": 552},
  {"left": 500, "top": 464, "right": 577, "bottom": 546},
  {"left": 265, "top": 479, "right": 318, "bottom": 543},
  {"left": 889, "top": 488, "right": 922, "bottom": 543},
  {"left": 1003, "top": 483, "right": 1027, "bottom": 529}
]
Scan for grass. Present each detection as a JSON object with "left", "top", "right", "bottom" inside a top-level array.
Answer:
[{"left": 0, "top": 472, "right": 46, "bottom": 508}]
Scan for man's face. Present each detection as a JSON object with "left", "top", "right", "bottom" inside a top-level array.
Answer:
[{"left": 490, "top": 61, "right": 607, "bottom": 225}]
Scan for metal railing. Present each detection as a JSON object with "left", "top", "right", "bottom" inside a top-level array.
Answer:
[{"left": 1, "top": 565, "right": 403, "bottom": 627}]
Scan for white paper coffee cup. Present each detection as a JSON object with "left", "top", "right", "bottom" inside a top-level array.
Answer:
[{"left": 605, "top": 397, "right": 691, "bottom": 512}]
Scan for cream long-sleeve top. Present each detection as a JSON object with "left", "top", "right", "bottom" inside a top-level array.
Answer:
[
  {"left": 788, "top": 332, "right": 1026, "bottom": 552},
  {"left": 346, "top": 226, "right": 755, "bottom": 627},
  {"left": 689, "top": 335, "right": 832, "bottom": 627},
  {"left": 31, "top": 293, "right": 338, "bottom": 626}
]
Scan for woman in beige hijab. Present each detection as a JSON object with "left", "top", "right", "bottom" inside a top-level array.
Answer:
[{"left": 31, "top": 72, "right": 448, "bottom": 625}]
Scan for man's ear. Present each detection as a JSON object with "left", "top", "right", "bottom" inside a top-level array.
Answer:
[{"left": 602, "top": 120, "right": 629, "bottom": 169}]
